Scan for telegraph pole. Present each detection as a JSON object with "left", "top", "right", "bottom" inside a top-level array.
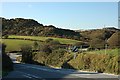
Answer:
[
  {"left": 80, "top": 45, "right": 82, "bottom": 53},
  {"left": 104, "top": 25, "right": 107, "bottom": 54},
  {"left": 105, "top": 39, "right": 107, "bottom": 54},
  {"left": 74, "top": 52, "right": 76, "bottom": 59}
]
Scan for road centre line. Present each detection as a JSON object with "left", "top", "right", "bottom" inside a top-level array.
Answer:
[
  {"left": 15, "top": 71, "right": 41, "bottom": 79},
  {"left": 23, "top": 75, "right": 32, "bottom": 78},
  {"left": 18, "top": 64, "right": 119, "bottom": 79}
]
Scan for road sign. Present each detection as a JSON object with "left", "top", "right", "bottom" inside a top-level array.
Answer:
[{"left": 72, "top": 46, "right": 78, "bottom": 52}]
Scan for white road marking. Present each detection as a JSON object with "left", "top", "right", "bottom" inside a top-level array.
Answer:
[
  {"left": 23, "top": 75, "right": 32, "bottom": 78},
  {"left": 20, "top": 65, "right": 49, "bottom": 71},
  {"left": 18, "top": 64, "right": 119, "bottom": 78},
  {"left": 15, "top": 71, "right": 41, "bottom": 79}
]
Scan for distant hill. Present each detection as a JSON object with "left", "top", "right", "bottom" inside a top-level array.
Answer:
[
  {"left": 76, "top": 28, "right": 120, "bottom": 40},
  {"left": 2, "top": 17, "right": 120, "bottom": 49},
  {"left": 76, "top": 28, "right": 120, "bottom": 49},
  {"left": 2, "top": 17, "right": 81, "bottom": 40}
]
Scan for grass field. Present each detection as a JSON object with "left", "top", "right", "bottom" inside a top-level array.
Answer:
[
  {"left": 3, "top": 35, "right": 119, "bottom": 55},
  {"left": 2, "top": 39, "right": 34, "bottom": 52},
  {"left": 2, "top": 35, "right": 80, "bottom": 52},
  {"left": 9, "top": 35, "right": 80, "bottom": 44}
]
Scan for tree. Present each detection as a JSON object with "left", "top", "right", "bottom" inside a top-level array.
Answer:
[
  {"left": 2, "top": 43, "right": 6, "bottom": 53},
  {"left": 45, "top": 38, "right": 53, "bottom": 43},
  {"left": 39, "top": 44, "right": 52, "bottom": 54},
  {"left": 3, "top": 35, "right": 9, "bottom": 39},
  {"left": 2, "top": 44, "right": 13, "bottom": 71},
  {"left": 21, "top": 45, "right": 33, "bottom": 63},
  {"left": 48, "top": 40, "right": 61, "bottom": 50},
  {"left": 33, "top": 41, "right": 39, "bottom": 50}
]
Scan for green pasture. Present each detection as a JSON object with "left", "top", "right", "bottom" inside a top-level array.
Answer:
[
  {"left": 9, "top": 35, "right": 80, "bottom": 44},
  {"left": 2, "top": 39, "right": 34, "bottom": 52}
]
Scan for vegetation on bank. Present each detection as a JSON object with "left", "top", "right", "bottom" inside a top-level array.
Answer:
[
  {"left": 2, "top": 17, "right": 120, "bottom": 75},
  {"left": 31, "top": 48, "right": 119, "bottom": 75},
  {"left": 2, "top": 35, "right": 120, "bottom": 75},
  {"left": 86, "top": 48, "right": 119, "bottom": 56},
  {"left": 17, "top": 39, "right": 119, "bottom": 75},
  {"left": 2, "top": 44, "right": 13, "bottom": 77},
  {"left": 68, "top": 53, "right": 119, "bottom": 74},
  {"left": 2, "top": 35, "right": 119, "bottom": 75}
]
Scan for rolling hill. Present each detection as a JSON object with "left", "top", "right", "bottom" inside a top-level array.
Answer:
[
  {"left": 2, "top": 17, "right": 81, "bottom": 40},
  {"left": 1, "top": 17, "right": 120, "bottom": 49}
]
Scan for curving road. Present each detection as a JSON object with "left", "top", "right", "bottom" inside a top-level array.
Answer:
[
  {"left": 2, "top": 63, "right": 119, "bottom": 80},
  {"left": 2, "top": 53, "right": 120, "bottom": 80}
]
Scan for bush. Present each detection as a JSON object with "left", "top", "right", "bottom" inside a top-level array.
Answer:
[
  {"left": 3, "top": 35, "right": 9, "bottom": 39},
  {"left": 46, "top": 49, "right": 66, "bottom": 66},
  {"left": 33, "top": 41, "right": 39, "bottom": 50},
  {"left": 21, "top": 45, "right": 33, "bottom": 63},
  {"left": 2, "top": 53, "right": 13, "bottom": 71},
  {"left": 33, "top": 52, "right": 48, "bottom": 65},
  {"left": 39, "top": 44, "right": 52, "bottom": 54},
  {"left": 45, "top": 38, "right": 53, "bottom": 43},
  {"left": 33, "top": 48, "right": 72, "bottom": 67},
  {"left": 2, "top": 44, "right": 13, "bottom": 71},
  {"left": 68, "top": 53, "right": 119, "bottom": 74}
]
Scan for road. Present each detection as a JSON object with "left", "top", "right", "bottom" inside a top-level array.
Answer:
[
  {"left": 2, "top": 63, "right": 119, "bottom": 80},
  {"left": 2, "top": 53, "right": 120, "bottom": 80}
]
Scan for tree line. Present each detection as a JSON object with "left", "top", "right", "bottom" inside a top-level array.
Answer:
[{"left": 2, "top": 17, "right": 81, "bottom": 40}]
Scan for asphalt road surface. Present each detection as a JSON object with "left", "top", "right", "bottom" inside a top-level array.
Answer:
[{"left": 2, "top": 63, "right": 119, "bottom": 80}]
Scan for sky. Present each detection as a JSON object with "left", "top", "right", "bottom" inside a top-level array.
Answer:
[{"left": 1, "top": 2, "right": 118, "bottom": 30}]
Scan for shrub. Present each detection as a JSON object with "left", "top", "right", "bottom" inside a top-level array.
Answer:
[
  {"left": 68, "top": 53, "right": 119, "bottom": 74},
  {"left": 2, "top": 44, "right": 13, "bottom": 71},
  {"left": 33, "top": 52, "right": 48, "bottom": 65},
  {"left": 2, "top": 53, "right": 13, "bottom": 71},
  {"left": 21, "top": 44, "right": 33, "bottom": 63},
  {"left": 46, "top": 49, "right": 66, "bottom": 66},
  {"left": 33, "top": 41, "right": 39, "bottom": 50},
  {"left": 39, "top": 44, "right": 52, "bottom": 54},
  {"left": 45, "top": 38, "right": 53, "bottom": 43},
  {"left": 3, "top": 35, "right": 9, "bottom": 39}
]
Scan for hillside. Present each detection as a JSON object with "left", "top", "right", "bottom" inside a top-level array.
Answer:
[
  {"left": 2, "top": 17, "right": 81, "bottom": 40},
  {"left": 77, "top": 28, "right": 119, "bottom": 41},
  {"left": 1, "top": 17, "right": 120, "bottom": 49},
  {"left": 76, "top": 28, "right": 120, "bottom": 49}
]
